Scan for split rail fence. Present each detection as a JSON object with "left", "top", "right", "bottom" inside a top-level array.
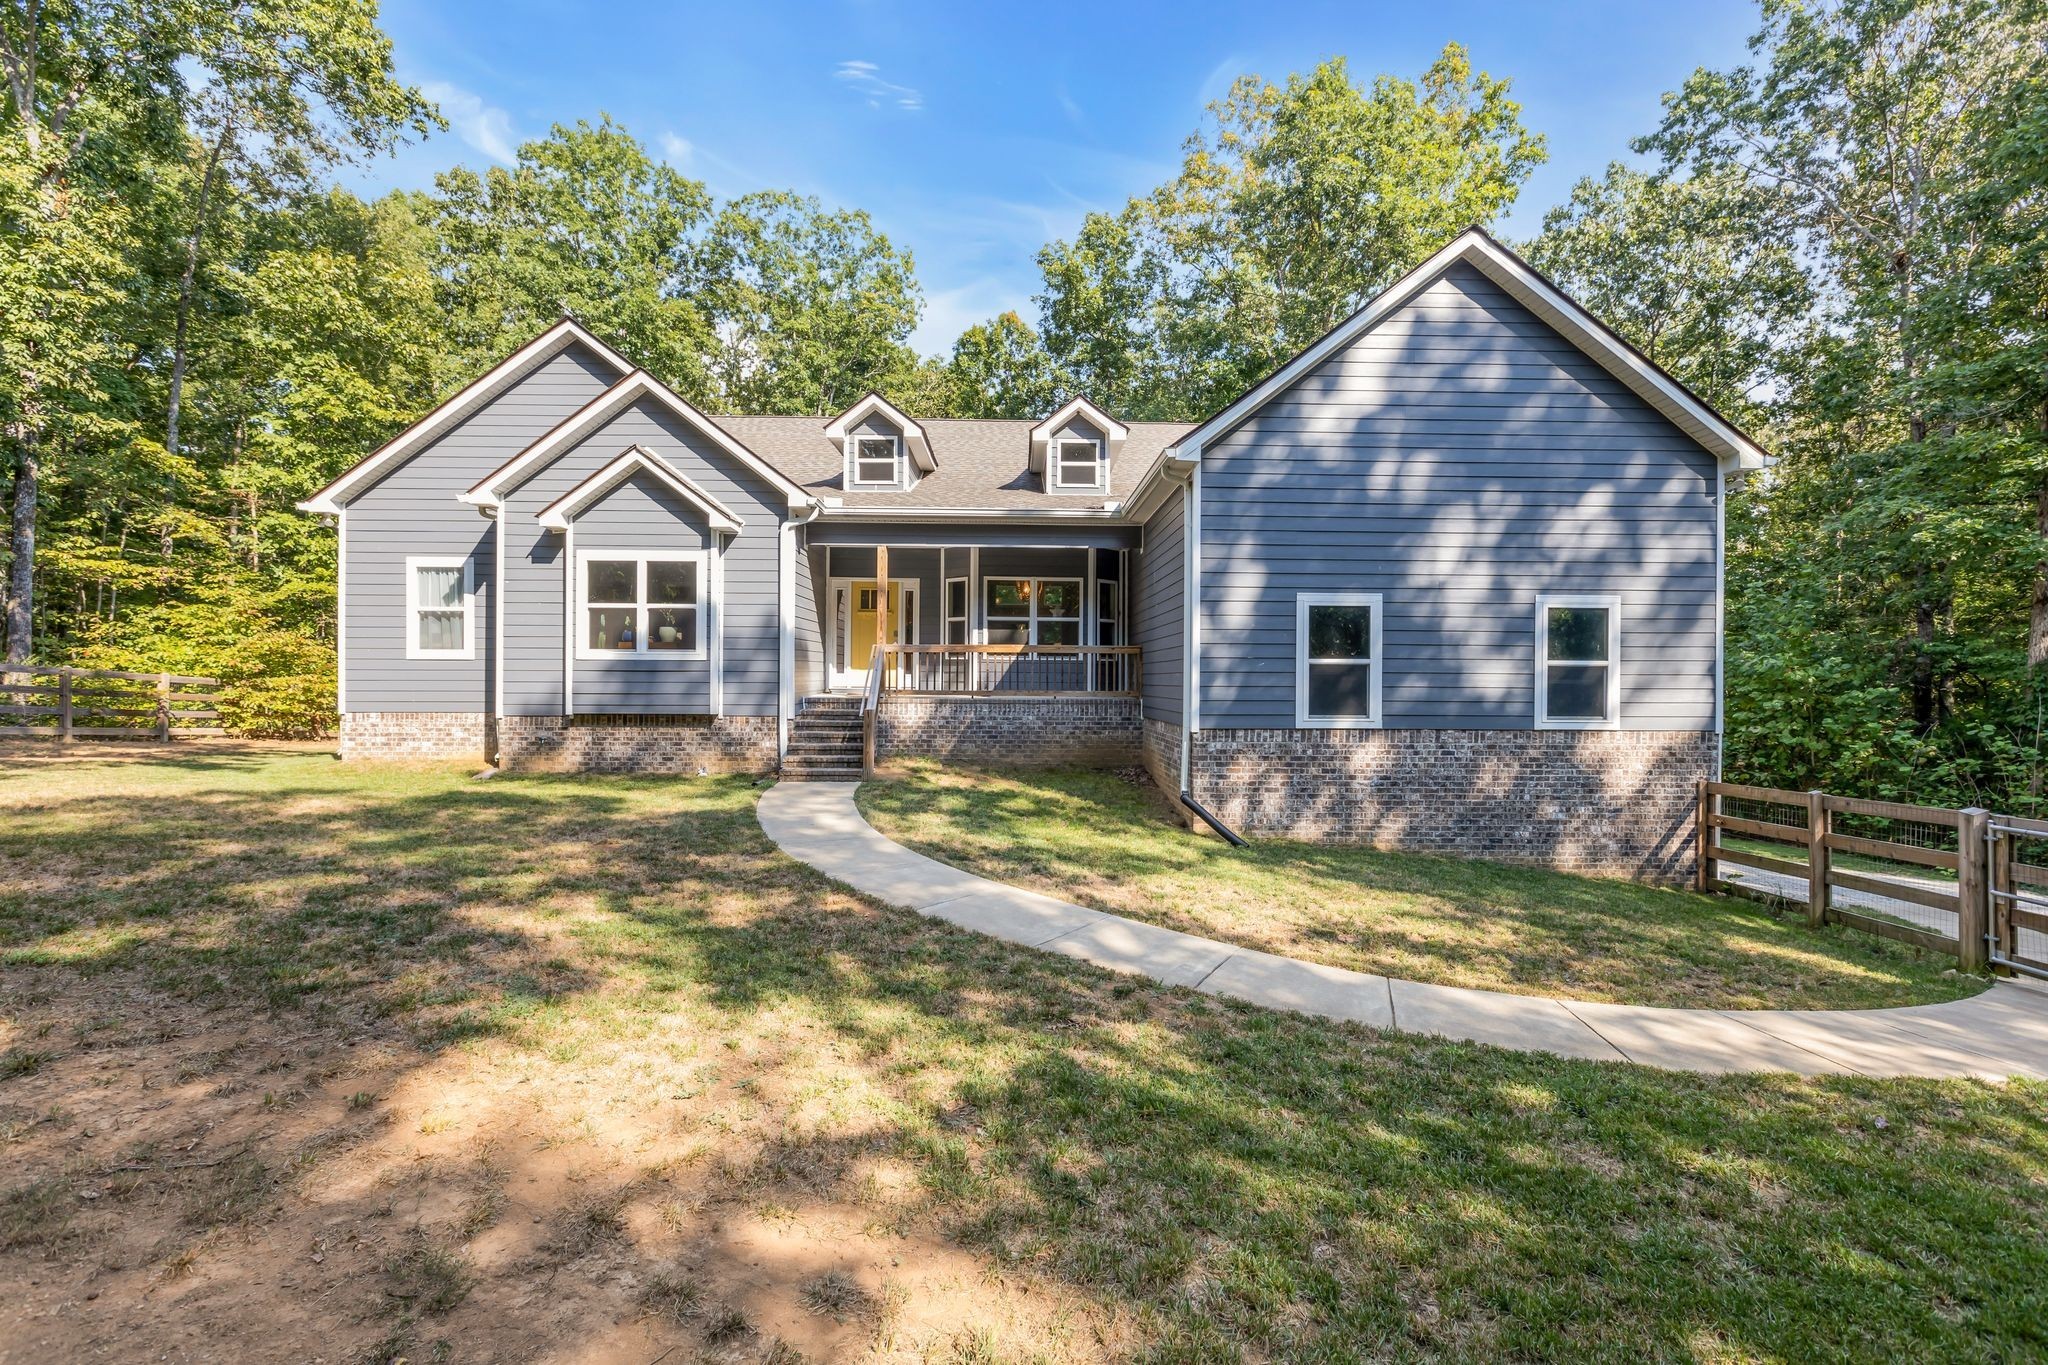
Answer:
[
  {"left": 1, "top": 665, "right": 223, "bottom": 741},
  {"left": 1698, "top": 780, "right": 2048, "bottom": 979}
]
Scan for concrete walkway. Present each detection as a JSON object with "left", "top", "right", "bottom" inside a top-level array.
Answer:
[{"left": 757, "top": 783, "right": 2048, "bottom": 1080}]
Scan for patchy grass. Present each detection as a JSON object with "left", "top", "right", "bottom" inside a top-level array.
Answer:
[
  {"left": 1, "top": 746, "right": 2045, "bottom": 1363},
  {"left": 857, "top": 762, "right": 1983, "bottom": 1011}
]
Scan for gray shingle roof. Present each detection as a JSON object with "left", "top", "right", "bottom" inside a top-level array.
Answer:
[{"left": 706, "top": 415, "right": 1192, "bottom": 509}]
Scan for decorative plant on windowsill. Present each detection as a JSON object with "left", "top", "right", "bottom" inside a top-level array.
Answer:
[{"left": 651, "top": 608, "right": 685, "bottom": 649}]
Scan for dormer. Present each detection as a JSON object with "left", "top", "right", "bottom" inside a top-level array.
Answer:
[
  {"left": 824, "top": 392, "right": 935, "bottom": 492},
  {"left": 1028, "top": 396, "right": 1128, "bottom": 496}
]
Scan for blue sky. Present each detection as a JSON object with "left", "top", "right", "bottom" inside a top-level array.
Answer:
[{"left": 347, "top": 0, "right": 1761, "bottom": 354}]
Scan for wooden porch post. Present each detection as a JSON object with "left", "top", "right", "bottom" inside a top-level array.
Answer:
[
  {"left": 874, "top": 544, "right": 889, "bottom": 682},
  {"left": 1957, "top": 807, "right": 1990, "bottom": 972}
]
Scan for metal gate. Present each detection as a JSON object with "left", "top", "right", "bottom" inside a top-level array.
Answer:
[{"left": 1988, "top": 815, "right": 2048, "bottom": 980}]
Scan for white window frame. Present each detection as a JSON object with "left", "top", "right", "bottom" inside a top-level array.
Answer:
[
  {"left": 983, "top": 576, "right": 1083, "bottom": 646},
  {"left": 1535, "top": 594, "right": 1622, "bottom": 730},
  {"left": 1095, "top": 576, "right": 1121, "bottom": 646},
  {"left": 944, "top": 576, "right": 969, "bottom": 645},
  {"left": 574, "top": 549, "right": 709, "bottom": 662},
  {"left": 846, "top": 434, "right": 904, "bottom": 490},
  {"left": 1295, "top": 591, "right": 1382, "bottom": 729},
  {"left": 405, "top": 555, "right": 475, "bottom": 660},
  {"left": 1049, "top": 437, "right": 1105, "bottom": 493}
]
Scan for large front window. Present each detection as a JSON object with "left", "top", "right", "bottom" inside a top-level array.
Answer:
[
  {"left": 577, "top": 552, "right": 704, "bottom": 659},
  {"left": 984, "top": 578, "right": 1082, "bottom": 645},
  {"left": 1296, "top": 592, "right": 1381, "bottom": 727}
]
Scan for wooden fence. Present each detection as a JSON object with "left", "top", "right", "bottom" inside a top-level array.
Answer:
[
  {"left": 0, "top": 665, "right": 223, "bottom": 741},
  {"left": 1697, "top": 780, "right": 2048, "bottom": 979}
]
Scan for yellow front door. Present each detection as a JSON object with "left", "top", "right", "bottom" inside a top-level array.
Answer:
[{"left": 848, "top": 581, "right": 907, "bottom": 672}]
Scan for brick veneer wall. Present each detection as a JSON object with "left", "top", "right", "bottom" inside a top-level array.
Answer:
[
  {"left": 498, "top": 715, "right": 778, "bottom": 775},
  {"left": 877, "top": 696, "right": 1141, "bottom": 767},
  {"left": 1140, "top": 716, "right": 1180, "bottom": 795},
  {"left": 1192, "top": 728, "right": 1717, "bottom": 881},
  {"left": 339, "top": 711, "right": 492, "bottom": 762}
]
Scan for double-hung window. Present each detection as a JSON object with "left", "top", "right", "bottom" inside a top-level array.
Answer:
[
  {"left": 405, "top": 556, "right": 474, "bottom": 660},
  {"left": 1050, "top": 438, "right": 1104, "bottom": 492},
  {"left": 1296, "top": 592, "right": 1381, "bottom": 727},
  {"left": 576, "top": 551, "right": 705, "bottom": 659},
  {"left": 1095, "top": 577, "right": 1120, "bottom": 646},
  {"left": 847, "top": 435, "right": 901, "bottom": 488},
  {"left": 983, "top": 578, "right": 1083, "bottom": 645},
  {"left": 944, "top": 577, "right": 969, "bottom": 645},
  {"left": 1536, "top": 596, "right": 1620, "bottom": 728}
]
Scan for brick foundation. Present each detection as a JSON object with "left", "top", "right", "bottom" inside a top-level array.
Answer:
[
  {"left": 877, "top": 696, "right": 1141, "bottom": 767},
  {"left": 1192, "top": 727, "right": 1717, "bottom": 881},
  {"left": 339, "top": 711, "right": 492, "bottom": 762},
  {"left": 498, "top": 715, "right": 778, "bottom": 775},
  {"left": 1141, "top": 715, "right": 1180, "bottom": 795}
]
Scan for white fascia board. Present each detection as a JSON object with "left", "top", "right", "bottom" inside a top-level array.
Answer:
[
  {"left": 1118, "top": 451, "right": 1199, "bottom": 525},
  {"left": 1173, "top": 228, "right": 1767, "bottom": 474},
  {"left": 823, "top": 392, "right": 935, "bottom": 472},
  {"left": 816, "top": 505, "right": 1124, "bottom": 522},
  {"left": 535, "top": 445, "right": 745, "bottom": 534},
  {"left": 298, "top": 319, "right": 633, "bottom": 515},
  {"left": 463, "top": 371, "right": 816, "bottom": 513}
]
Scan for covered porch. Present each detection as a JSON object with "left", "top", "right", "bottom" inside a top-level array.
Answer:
[{"left": 804, "top": 524, "right": 1140, "bottom": 699}]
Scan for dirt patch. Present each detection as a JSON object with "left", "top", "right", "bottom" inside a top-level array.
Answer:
[{"left": 0, "top": 981, "right": 1128, "bottom": 1363}]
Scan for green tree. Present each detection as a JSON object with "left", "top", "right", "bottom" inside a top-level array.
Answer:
[{"left": 944, "top": 311, "right": 1059, "bottom": 418}]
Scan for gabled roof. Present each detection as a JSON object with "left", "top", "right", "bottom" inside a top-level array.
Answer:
[
  {"left": 297, "top": 318, "right": 634, "bottom": 515},
  {"left": 534, "top": 445, "right": 745, "bottom": 534},
  {"left": 1163, "top": 226, "right": 1770, "bottom": 477},
  {"left": 823, "top": 392, "right": 936, "bottom": 473},
  {"left": 462, "top": 370, "right": 814, "bottom": 513},
  {"left": 1027, "top": 396, "right": 1129, "bottom": 474}
]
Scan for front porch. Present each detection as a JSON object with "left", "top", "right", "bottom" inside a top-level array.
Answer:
[{"left": 790, "top": 529, "right": 1145, "bottom": 778}]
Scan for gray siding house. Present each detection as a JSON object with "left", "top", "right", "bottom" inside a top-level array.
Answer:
[{"left": 302, "top": 229, "right": 1763, "bottom": 878}]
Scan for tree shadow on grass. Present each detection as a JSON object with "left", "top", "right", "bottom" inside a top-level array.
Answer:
[
  {"left": 856, "top": 763, "right": 1982, "bottom": 1011},
  {"left": 2, "top": 759, "right": 2044, "bottom": 1361}
]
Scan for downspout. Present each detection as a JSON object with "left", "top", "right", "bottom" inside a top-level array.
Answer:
[
  {"left": 1714, "top": 469, "right": 1727, "bottom": 782},
  {"left": 485, "top": 501, "right": 502, "bottom": 764},
  {"left": 1169, "top": 461, "right": 1240, "bottom": 844}
]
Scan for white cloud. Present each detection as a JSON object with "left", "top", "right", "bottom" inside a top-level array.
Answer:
[
  {"left": 834, "top": 59, "right": 924, "bottom": 113},
  {"left": 420, "top": 80, "right": 518, "bottom": 163},
  {"left": 658, "top": 131, "right": 695, "bottom": 168}
]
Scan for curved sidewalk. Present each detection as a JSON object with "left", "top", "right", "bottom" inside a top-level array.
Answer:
[{"left": 757, "top": 783, "right": 2048, "bottom": 1079}]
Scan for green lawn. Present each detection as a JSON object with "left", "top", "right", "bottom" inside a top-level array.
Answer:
[
  {"left": 857, "top": 763, "right": 1982, "bottom": 1011},
  {"left": 3, "top": 748, "right": 2045, "bottom": 1362}
]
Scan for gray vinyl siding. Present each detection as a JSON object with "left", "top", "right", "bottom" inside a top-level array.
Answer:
[
  {"left": 1199, "top": 261, "right": 1719, "bottom": 731},
  {"left": 500, "top": 398, "right": 787, "bottom": 716},
  {"left": 340, "top": 343, "right": 619, "bottom": 712},
  {"left": 567, "top": 473, "right": 715, "bottom": 712},
  {"left": 794, "top": 537, "right": 824, "bottom": 697},
  {"left": 1135, "top": 487, "right": 1186, "bottom": 727}
]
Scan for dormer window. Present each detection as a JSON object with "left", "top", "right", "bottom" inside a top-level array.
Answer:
[
  {"left": 1050, "top": 438, "right": 1104, "bottom": 492},
  {"left": 848, "top": 434, "right": 903, "bottom": 489}
]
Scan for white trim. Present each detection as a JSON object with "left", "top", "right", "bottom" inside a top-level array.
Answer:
[
  {"left": 1049, "top": 438, "right": 1107, "bottom": 495},
  {"left": 824, "top": 393, "right": 935, "bottom": 472},
  {"left": 779, "top": 524, "right": 795, "bottom": 753},
  {"left": 1171, "top": 229, "right": 1767, "bottom": 474},
  {"left": 573, "top": 548, "right": 710, "bottom": 662},
  {"left": 404, "top": 555, "right": 476, "bottom": 661},
  {"left": 969, "top": 546, "right": 982, "bottom": 644},
  {"left": 335, "top": 509, "right": 348, "bottom": 712},
  {"left": 464, "top": 371, "right": 814, "bottom": 513},
  {"left": 1714, "top": 477, "right": 1726, "bottom": 746},
  {"left": 943, "top": 575, "right": 969, "bottom": 645},
  {"left": 1176, "top": 470, "right": 1195, "bottom": 791},
  {"left": 1187, "top": 463, "right": 1202, "bottom": 737},
  {"left": 535, "top": 446, "right": 744, "bottom": 533},
  {"left": 815, "top": 505, "right": 1126, "bottom": 522},
  {"left": 1294, "top": 591, "right": 1383, "bottom": 729},
  {"left": 492, "top": 507, "right": 504, "bottom": 734},
  {"left": 1535, "top": 594, "right": 1622, "bottom": 730},
  {"left": 299, "top": 319, "right": 632, "bottom": 514},
  {"left": 710, "top": 545, "right": 725, "bottom": 716},
  {"left": 845, "top": 433, "right": 906, "bottom": 491},
  {"left": 562, "top": 522, "right": 575, "bottom": 716},
  {"left": 824, "top": 574, "right": 917, "bottom": 689}
]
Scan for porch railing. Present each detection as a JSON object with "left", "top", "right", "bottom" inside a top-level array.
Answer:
[{"left": 878, "top": 645, "right": 1141, "bottom": 697}]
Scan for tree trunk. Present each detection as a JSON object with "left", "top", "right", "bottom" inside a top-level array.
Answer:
[
  {"left": 2033, "top": 402, "right": 2048, "bottom": 672},
  {"left": 166, "top": 126, "right": 231, "bottom": 463},
  {"left": 5, "top": 437, "right": 38, "bottom": 664}
]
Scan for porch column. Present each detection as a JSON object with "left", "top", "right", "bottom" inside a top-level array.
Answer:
[{"left": 874, "top": 544, "right": 889, "bottom": 682}]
